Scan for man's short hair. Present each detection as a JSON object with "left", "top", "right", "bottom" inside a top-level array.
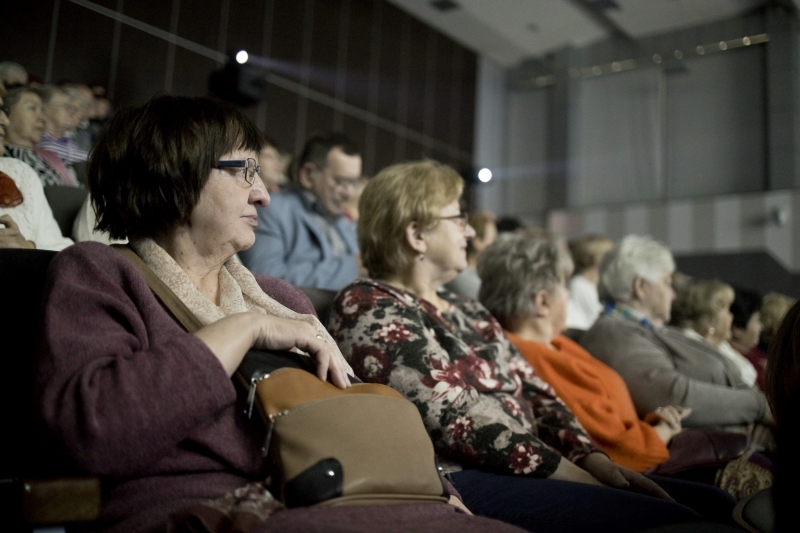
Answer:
[
  {"left": 0, "top": 61, "right": 28, "bottom": 85},
  {"left": 296, "top": 131, "right": 359, "bottom": 177},
  {"left": 89, "top": 95, "right": 265, "bottom": 240},
  {"left": 39, "top": 84, "right": 69, "bottom": 105}
]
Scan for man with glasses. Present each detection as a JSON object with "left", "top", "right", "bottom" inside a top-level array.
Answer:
[{"left": 240, "top": 131, "right": 362, "bottom": 291}]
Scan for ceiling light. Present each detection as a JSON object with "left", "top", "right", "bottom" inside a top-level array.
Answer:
[
  {"left": 478, "top": 168, "right": 492, "bottom": 183},
  {"left": 235, "top": 50, "right": 249, "bottom": 64}
]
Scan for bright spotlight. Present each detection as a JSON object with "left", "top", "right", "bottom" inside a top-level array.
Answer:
[
  {"left": 235, "top": 50, "right": 249, "bottom": 64},
  {"left": 478, "top": 168, "right": 493, "bottom": 183}
]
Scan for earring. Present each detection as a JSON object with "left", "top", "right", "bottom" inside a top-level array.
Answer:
[
  {"left": 708, "top": 327, "right": 715, "bottom": 335},
  {"left": 419, "top": 254, "right": 425, "bottom": 262}
]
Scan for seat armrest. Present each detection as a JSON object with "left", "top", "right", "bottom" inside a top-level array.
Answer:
[{"left": 20, "top": 476, "right": 101, "bottom": 525}]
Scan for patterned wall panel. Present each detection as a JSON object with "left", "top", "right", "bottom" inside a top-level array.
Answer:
[{"left": 0, "top": 0, "right": 477, "bottom": 176}]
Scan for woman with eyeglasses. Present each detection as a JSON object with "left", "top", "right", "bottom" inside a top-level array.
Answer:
[
  {"left": 329, "top": 161, "right": 705, "bottom": 533},
  {"left": 36, "top": 96, "right": 523, "bottom": 533}
]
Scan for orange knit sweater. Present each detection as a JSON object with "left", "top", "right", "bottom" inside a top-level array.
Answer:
[{"left": 506, "top": 332, "right": 669, "bottom": 472}]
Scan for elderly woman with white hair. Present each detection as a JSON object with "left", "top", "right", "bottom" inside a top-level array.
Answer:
[{"left": 580, "top": 235, "right": 770, "bottom": 429}]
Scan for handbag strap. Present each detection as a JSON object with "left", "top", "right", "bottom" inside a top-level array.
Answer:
[{"left": 111, "top": 244, "right": 204, "bottom": 333}]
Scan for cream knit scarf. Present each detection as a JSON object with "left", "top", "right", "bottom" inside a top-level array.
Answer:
[{"left": 130, "top": 238, "right": 352, "bottom": 374}]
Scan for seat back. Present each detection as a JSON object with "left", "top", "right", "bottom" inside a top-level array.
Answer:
[
  {"left": 299, "top": 286, "right": 338, "bottom": 326},
  {"left": 43, "top": 185, "right": 89, "bottom": 237},
  {"left": 0, "top": 249, "right": 68, "bottom": 479}
]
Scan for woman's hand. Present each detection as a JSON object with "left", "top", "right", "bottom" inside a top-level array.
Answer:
[
  {"left": 194, "top": 313, "right": 351, "bottom": 388},
  {"left": 0, "top": 214, "right": 35, "bottom": 249},
  {"left": 251, "top": 314, "right": 351, "bottom": 389},
  {"left": 645, "top": 406, "right": 691, "bottom": 444},
  {"left": 577, "top": 452, "right": 673, "bottom": 501}
]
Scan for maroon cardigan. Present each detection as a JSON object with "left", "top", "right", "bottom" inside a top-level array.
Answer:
[
  {"left": 36, "top": 242, "right": 315, "bottom": 532},
  {"left": 36, "top": 243, "right": 519, "bottom": 533}
]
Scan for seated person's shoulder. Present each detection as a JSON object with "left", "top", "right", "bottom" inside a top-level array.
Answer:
[
  {"left": 0, "top": 156, "right": 39, "bottom": 182},
  {"left": 252, "top": 272, "right": 316, "bottom": 315}
]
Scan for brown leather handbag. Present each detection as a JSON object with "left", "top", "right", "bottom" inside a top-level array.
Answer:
[
  {"left": 246, "top": 365, "right": 448, "bottom": 507},
  {"left": 113, "top": 245, "right": 449, "bottom": 508}
]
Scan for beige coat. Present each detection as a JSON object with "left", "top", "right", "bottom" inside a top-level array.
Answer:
[{"left": 580, "top": 314, "right": 767, "bottom": 427}]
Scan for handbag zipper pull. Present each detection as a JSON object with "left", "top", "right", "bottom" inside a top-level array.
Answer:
[
  {"left": 263, "top": 409, "right": 289, "bottom": 456},
  {"left": 246, "top": 371, "right": 270, "bottom": 419}
]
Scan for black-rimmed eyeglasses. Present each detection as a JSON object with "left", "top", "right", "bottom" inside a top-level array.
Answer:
[
  {"left": 438, "top": 212, "right": 469, "bottom": 228},
  {"left": 212, "top": 158, "right": 260, "bottom": 186}
]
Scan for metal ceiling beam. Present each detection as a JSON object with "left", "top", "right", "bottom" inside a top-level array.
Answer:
[{"left": 566, "top": 0, "right": 634, "bottom": 42}]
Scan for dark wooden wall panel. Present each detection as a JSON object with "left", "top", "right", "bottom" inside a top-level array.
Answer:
[
  {"left": 0, "top": 0, "right": 60, "bottom": 81},
  {"left": 176, "top": 0, "right": 223, "bottom": 51},
  {"left": 305, "top": 99, "right": 336, "bottom": 139},
  {"left": 271, "top": 1, "right": 306, "bottom": 65},
  {"left": 262, "top": 84, "right": 299, "bottom": 153},
  {"left": 344, "top": 0, "right": 374, "bottom": 111},
  {"left": 405, "top": 17, "right": 428, "bottom": 135},
  {"left": 171, "top": 48, "right": 217, "bottom": 97},
  {"left": 123, "top": 0, "right": 171, "bottom": 31},
  {"left": 376, "top": 3, "right": 403, "bottom": 124},
  {"left": 373, "top": 127, "right": 396, "bottom": 174},
  {"left": 227, "top": 0, "right": 268, "bottom": 59},
  {"left": 0, "top": 0, "right": 476, "bottom": 173},
  {"left": 308, "top": 0, "right": 343, "bottom": 98},
  {"left": 50, "top": 2, "right": 115, "bottom": 85},
  {"left": 113, "top": 27, "right": 169, "bottom": 109}
]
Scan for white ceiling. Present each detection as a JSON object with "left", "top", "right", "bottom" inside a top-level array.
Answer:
[{"left": 386, "top": 0, "right": 766, "bottom": 67}]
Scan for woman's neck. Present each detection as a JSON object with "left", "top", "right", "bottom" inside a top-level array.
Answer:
[
  {"left": 152, "top": 232, "right": 229, "bottom": 305},
  {"left": 511, "top": 318, "right": 556, "bottom": 349},
  {"left": 6, "top": 140, "right": 34, "bottom": 150},
  {"left": 383, "top": 269, "right": 450, "bottom": 312},
  {"left": 578, "top": 268, "right": 599, "bottom": 286}
]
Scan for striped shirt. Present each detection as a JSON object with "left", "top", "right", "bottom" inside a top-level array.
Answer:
[{"left": 37, "top": 132, "right": 89, "bottom": 164}]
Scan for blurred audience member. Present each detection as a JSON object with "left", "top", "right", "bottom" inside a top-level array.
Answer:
[
  {"left": 0, "top": 86, "right": 72, "bottom": 251},
  {"left": 37, "top": 84, "right": 86, "bottom": 183},
  {"left": 581, "top": 235, "right": 770, "bottom": 429},
  {"left": 676, "top": 280, "right": 758, "bottom": 388},
  {"left": 64, "top": 83, "right": 95, "bottom": 153},
  {"left": 730, "top": 288, "right": 766, "bottom": 390},
  {"left": 566, "top": 234, "right": 613, "bottom": 330},
  {"left": 240, "top": 131, "right": 362, "bottom": 291},
  {"left": 759, "top": 292, "right": 796, "bottom": 354},
  {"left": 496, "top": 216, "right": 523, "bottom": 234},
  {"left": 445, "top": 209, "right": 497, "bottom": 299},
  {"left": 478, "top": 234, "right": 682, "bottom": 472},
  {"left": 3, "top": 85, "right": 75, "bottom": 187},
  {"left": 344, "top": 175, "right": 368, "bottom": 221},
  {"left": 257, "top": 137, "right": 289, "bottom": 193},
  {"left": 0, "top": 61, "right": 27, "bottom": 86},
  {"left": 765, "top": 299, "right": 800, "bottom": 533}
]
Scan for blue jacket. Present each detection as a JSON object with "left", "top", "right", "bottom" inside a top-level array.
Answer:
[{"left": 240, "top": 189, "right": 360, "bottom": 291}]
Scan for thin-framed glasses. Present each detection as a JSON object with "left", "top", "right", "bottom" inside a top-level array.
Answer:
[
  {"left": 212, "top": 158, "right": 260, "bottom": 186},
  {"left": 438, "top": 211, "right": 469, "bottom": 229}
]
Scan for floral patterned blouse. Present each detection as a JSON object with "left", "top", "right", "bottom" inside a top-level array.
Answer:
[{"left": 329, "top": 279, "right": 599, "bottom": 478}]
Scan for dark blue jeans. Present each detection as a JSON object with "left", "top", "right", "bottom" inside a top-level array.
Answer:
[{"left": 450, "top": 470, "right": 732, "bottom": 533}]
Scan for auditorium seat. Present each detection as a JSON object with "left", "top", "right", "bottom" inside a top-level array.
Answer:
[
  {"left": 0, "top": 249, "right": 100, "bottom": 529},
  {"left": 43, "top": 185, "right": 89, "bottom": 238},
  {"left": 299, "top": 286, "right": 338, "bottom": 325}
]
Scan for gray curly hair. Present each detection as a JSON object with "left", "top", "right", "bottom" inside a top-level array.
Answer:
[{"left": 477, "top": 234, "right": 573, "bottom": 330}]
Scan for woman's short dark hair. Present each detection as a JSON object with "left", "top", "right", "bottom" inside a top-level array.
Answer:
[
  {"left": 89, "top": 95, "right": 264, "bottom": 240},
  {"left": 730, "top": 287, "right": 762, "bottom": 329}
]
